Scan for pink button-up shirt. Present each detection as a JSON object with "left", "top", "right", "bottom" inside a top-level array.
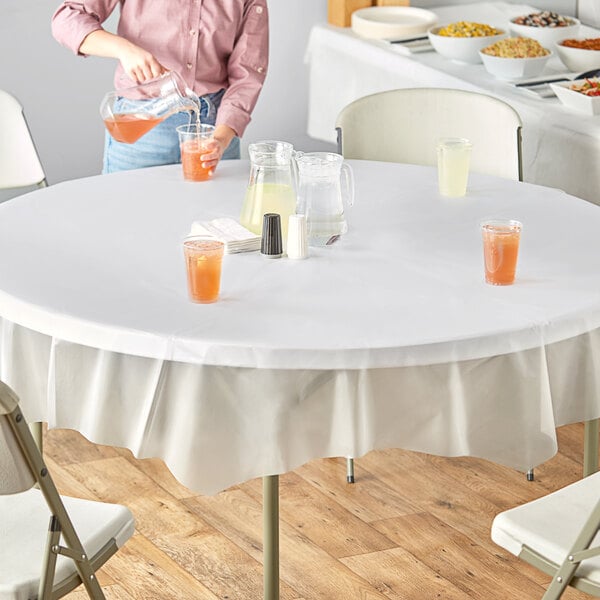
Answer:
[{"left": 51, "top": 0, "right": 269, "bottom": 137}]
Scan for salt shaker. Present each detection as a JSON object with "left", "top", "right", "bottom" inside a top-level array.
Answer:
[{"left": 287, "top": 214, "right": 308, "bottom": 259}]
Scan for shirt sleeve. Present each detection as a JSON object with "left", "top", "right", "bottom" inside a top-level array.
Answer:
[
  {"left": 51, "top": 1, "right": 119, "bottom": 55},
  {"left": 216, "top": 0, "right": 269, "bottom": 137}
]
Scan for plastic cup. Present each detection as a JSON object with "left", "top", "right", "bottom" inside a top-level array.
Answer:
[
  {"left": 437, "top": 137, "right": 472, "bottom": 197},
  {"left": 183, "top": 236, "right": 224, "bottom": 303},
  {"left": 481, "top": 220, "right": 522, "bottom": 285},
  {"left": 177, "top": 124, "right": 216, "bottom": 182}
]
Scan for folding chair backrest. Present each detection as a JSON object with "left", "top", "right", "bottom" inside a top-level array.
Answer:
[
  {"left": 0, "top": 89, "right": 47, "bottom": 190},
  {"left": 336, "top": 87, "right": 523, "bottom": 181},
  {"left": 0, "top": 381, "right": 35, "bottom": 493}
]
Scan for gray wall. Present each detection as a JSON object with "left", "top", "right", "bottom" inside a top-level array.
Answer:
[
  {"left": 0, "top": 0, "right": 332, "bottom": 192},
  {"left": 1, "top": 0, "right": 592, "bottom": 195}
]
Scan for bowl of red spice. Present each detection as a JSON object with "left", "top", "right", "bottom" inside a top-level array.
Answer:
[{"left": 556, "top": 38, "right": 600, "bottom": 72}]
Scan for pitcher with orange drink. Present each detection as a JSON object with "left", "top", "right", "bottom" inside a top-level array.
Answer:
[{"left": 100, "top": 72, "right": 213, "bottom": 144}]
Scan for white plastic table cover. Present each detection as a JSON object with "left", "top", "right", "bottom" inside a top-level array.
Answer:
[
  {"left": 305, "top": 2, "right": 600, "bottom": 206},
  {"left": 0, "top": 160, "right": 599, "bottom": 495}
]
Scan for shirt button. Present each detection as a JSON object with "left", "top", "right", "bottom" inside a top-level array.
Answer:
[
  {"left": 189, "top": 30, "right": 196, "bottom": 35},
  {"left": 257, "top": 66, "right": 264, "bottom": 73},
  {"left": 256, "top": 6, "right": 263, "bottom": 13},
  {"left": 186, "top": 63, "right": 193, "bottom": 69}
]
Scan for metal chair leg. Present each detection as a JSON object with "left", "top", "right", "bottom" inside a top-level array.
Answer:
[
  {"left": 584, "top": 419, "right": 599, "bottom": 477},
  {"left": 346, "top": 457, "right": 355, "bottom": 483}
]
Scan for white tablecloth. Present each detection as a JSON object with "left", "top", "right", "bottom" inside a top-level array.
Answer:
[
  {"left": 0, "top": 160, "right": 599, "bottom": 493},
  {"left": 306, "top": 2, "right": 600, "bottom": 206}
]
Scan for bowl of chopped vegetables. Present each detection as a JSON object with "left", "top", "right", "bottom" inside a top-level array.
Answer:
[
  {"left": 479, "top": 37, "right": 552, "bottom": 80},
  {"left": 427, "top": 22, "right": 505, "bottom": 64},
  {"left": 550, "top": 78, "right": 600, "bottom": 115},
  {"left": 509, "top": 11, "right": 580, "bottom": 47},
  {"left": 555, "top": 38, "right": 600, "bottom": 72}
]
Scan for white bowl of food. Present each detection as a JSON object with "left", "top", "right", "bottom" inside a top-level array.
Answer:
[
  {"left": 555, "top": 38, "right": 600, "bottom": 72},
  {"left": 550, "top": 78, "right": 600, "bottom": 114},
  {"left": 479, "top": 37, "right": 552, "bottom": 80},
  {"left": 428, "top": 22, "right": 505, "bottom": 64},
  {"left": 351, "top": 6, "right": 438, "bottom": 40},
  {"left": 509, "top": 11, "right": 580, "bottom": 47}
]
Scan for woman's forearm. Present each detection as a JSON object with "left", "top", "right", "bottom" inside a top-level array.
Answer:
[{"left": 80, "top": 29, "right": 165, "bottom": 81}]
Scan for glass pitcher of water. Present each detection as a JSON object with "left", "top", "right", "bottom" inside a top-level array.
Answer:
[
  {"left": 295, "top": 152, "right": 355, "bottom": 246},
  {"left": 240, "top": 141, "right": 298, "bottom": 239},
  {"left": 100, "top": 71, "right": 213, "bottom": 144}
]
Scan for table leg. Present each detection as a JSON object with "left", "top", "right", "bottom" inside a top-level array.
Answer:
[
  {"left": 263, "top": 475, "right": 279, "bottom": 600},
  {"left": 29, "top": 421, "right": 43, "bottom": 452},
  {"left": 583, "top": 419, "right": 599, "bottom": 477}
]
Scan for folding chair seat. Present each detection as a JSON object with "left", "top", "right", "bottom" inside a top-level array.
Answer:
[{"left": 492, "top": 471, "right": 600, "bottom": 598}]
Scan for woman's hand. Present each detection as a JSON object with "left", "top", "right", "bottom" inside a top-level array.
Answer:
[
  {"left": 79, "top": 30, "right": 165, "bottom": 82},
  {"left": 117, "top": 40, "right": 166, "bottom": 82},
  {"left": 200, "top": 125, "right": 237, "bottom": 175}
]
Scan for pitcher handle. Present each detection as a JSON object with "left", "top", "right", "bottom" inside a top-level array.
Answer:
[{"left": 341, "top": 162, "right": 355, "bottom": 207}]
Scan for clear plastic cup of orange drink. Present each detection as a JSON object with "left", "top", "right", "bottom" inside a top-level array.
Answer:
[
  {"left": 481, "top": 219, "right": 522, "bottom": 285},
  {"left": 177, "top": 124, "right": 216, "bottom": 181},
  {"left": 183, "top": 235, "right": 224, "bottom": 303}
]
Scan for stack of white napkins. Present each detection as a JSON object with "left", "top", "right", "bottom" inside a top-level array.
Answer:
[{"left": 190, "top": 217, "right": 261, "bottom": 254}]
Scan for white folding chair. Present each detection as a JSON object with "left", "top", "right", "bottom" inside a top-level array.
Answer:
[
  {"left": 335, "top": 87, "right": 523, "bottom": 181},
  {"left": 0, "top": 380, "right": 135, "bottom": 599},
  {"left": 492, "top": 472, "right": 600, "bottom": 598},
  {"left": 0, "top": 89, "right": 48, "bottom": 191},
  {"left": 336, "top": 88, "right": 524, "bottom": 483}
]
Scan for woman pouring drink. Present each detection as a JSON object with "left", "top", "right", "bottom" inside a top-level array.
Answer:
[{"left": 51, "top": 0, "right": 269, "bottom": 175}]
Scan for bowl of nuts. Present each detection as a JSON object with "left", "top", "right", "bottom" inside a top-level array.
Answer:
[
  {"left": 428, "top": 21, "right": 506, "bottom": 64},
  {"left": 509, "top": 11, "right": 580, "bottom": 47},
  {"left": 479, "top": 37, "right": 552, "bottom": 80}
]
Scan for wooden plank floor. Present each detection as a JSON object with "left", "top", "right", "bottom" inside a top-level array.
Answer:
[{"left": 44, "top": 423, "right": 591, "bottom": 600}]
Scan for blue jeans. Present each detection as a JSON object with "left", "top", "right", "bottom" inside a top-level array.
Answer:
[{"left": 103, "top": 89, "right": 240, "bottom": 173}]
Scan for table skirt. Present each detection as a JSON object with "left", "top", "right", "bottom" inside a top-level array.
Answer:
[{"left": 2, "top": 318, "right": 599, "bottom": 495}]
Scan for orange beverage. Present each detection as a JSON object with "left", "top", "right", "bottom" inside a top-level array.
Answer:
[
  {"left": 183, "top": 237, "right": 224, "bottom": 303},
  {"left": 180, "top": 139, "right": 213, "bottom": 181},
  {"left": 481, "top": 220, "right": 522, "bottom": 285},
  {"left": 177, "top": 124, "right": 216, "bottom": 182},
  {"left": 103, "top": 113, "right": 163, "bottom": 143}
]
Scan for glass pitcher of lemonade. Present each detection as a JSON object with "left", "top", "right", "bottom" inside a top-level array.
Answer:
[
  {"left": 100, "top": 71, "right": 213, "bottom": 144},
  {"left": 295, "top": 152, "right": 354, "bottom": 246},
  {"left": 240, "top": 141, "right": 297, "bottom": 239}
]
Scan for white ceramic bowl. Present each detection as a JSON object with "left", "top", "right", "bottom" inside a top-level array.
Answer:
[
  {"left": 351, "top": 6, "right": 438, "bottom": 40},
  {"left": 509, "top": 15, "right": 580, "bottom": 47},
  {"left": 428, "top": 25, "right": 506, "bottom": 64},
  {"left": 479, "top": 49, "right": 553, "bottom": 80},
  {"left": 555, "top": 39, "right": 600, "bottom": 72},
  {"left": 550, "top": 78, "right": 600, "bottom": 114}
]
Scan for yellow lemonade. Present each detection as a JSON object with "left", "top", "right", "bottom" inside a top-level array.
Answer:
[{"left": 240, "top": 183, "right": 297, "bottom": 239}]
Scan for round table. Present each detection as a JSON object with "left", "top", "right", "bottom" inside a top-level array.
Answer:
[{"left": 1, "top": 160, "right": 600, "bottom": 599}]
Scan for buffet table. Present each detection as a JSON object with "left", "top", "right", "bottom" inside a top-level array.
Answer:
[
  {"left": 306, "top": 2, "right": 600, "bottom": 205},
  {"left": 1, "top": 160, "right": 600, "bottom": 598}
]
